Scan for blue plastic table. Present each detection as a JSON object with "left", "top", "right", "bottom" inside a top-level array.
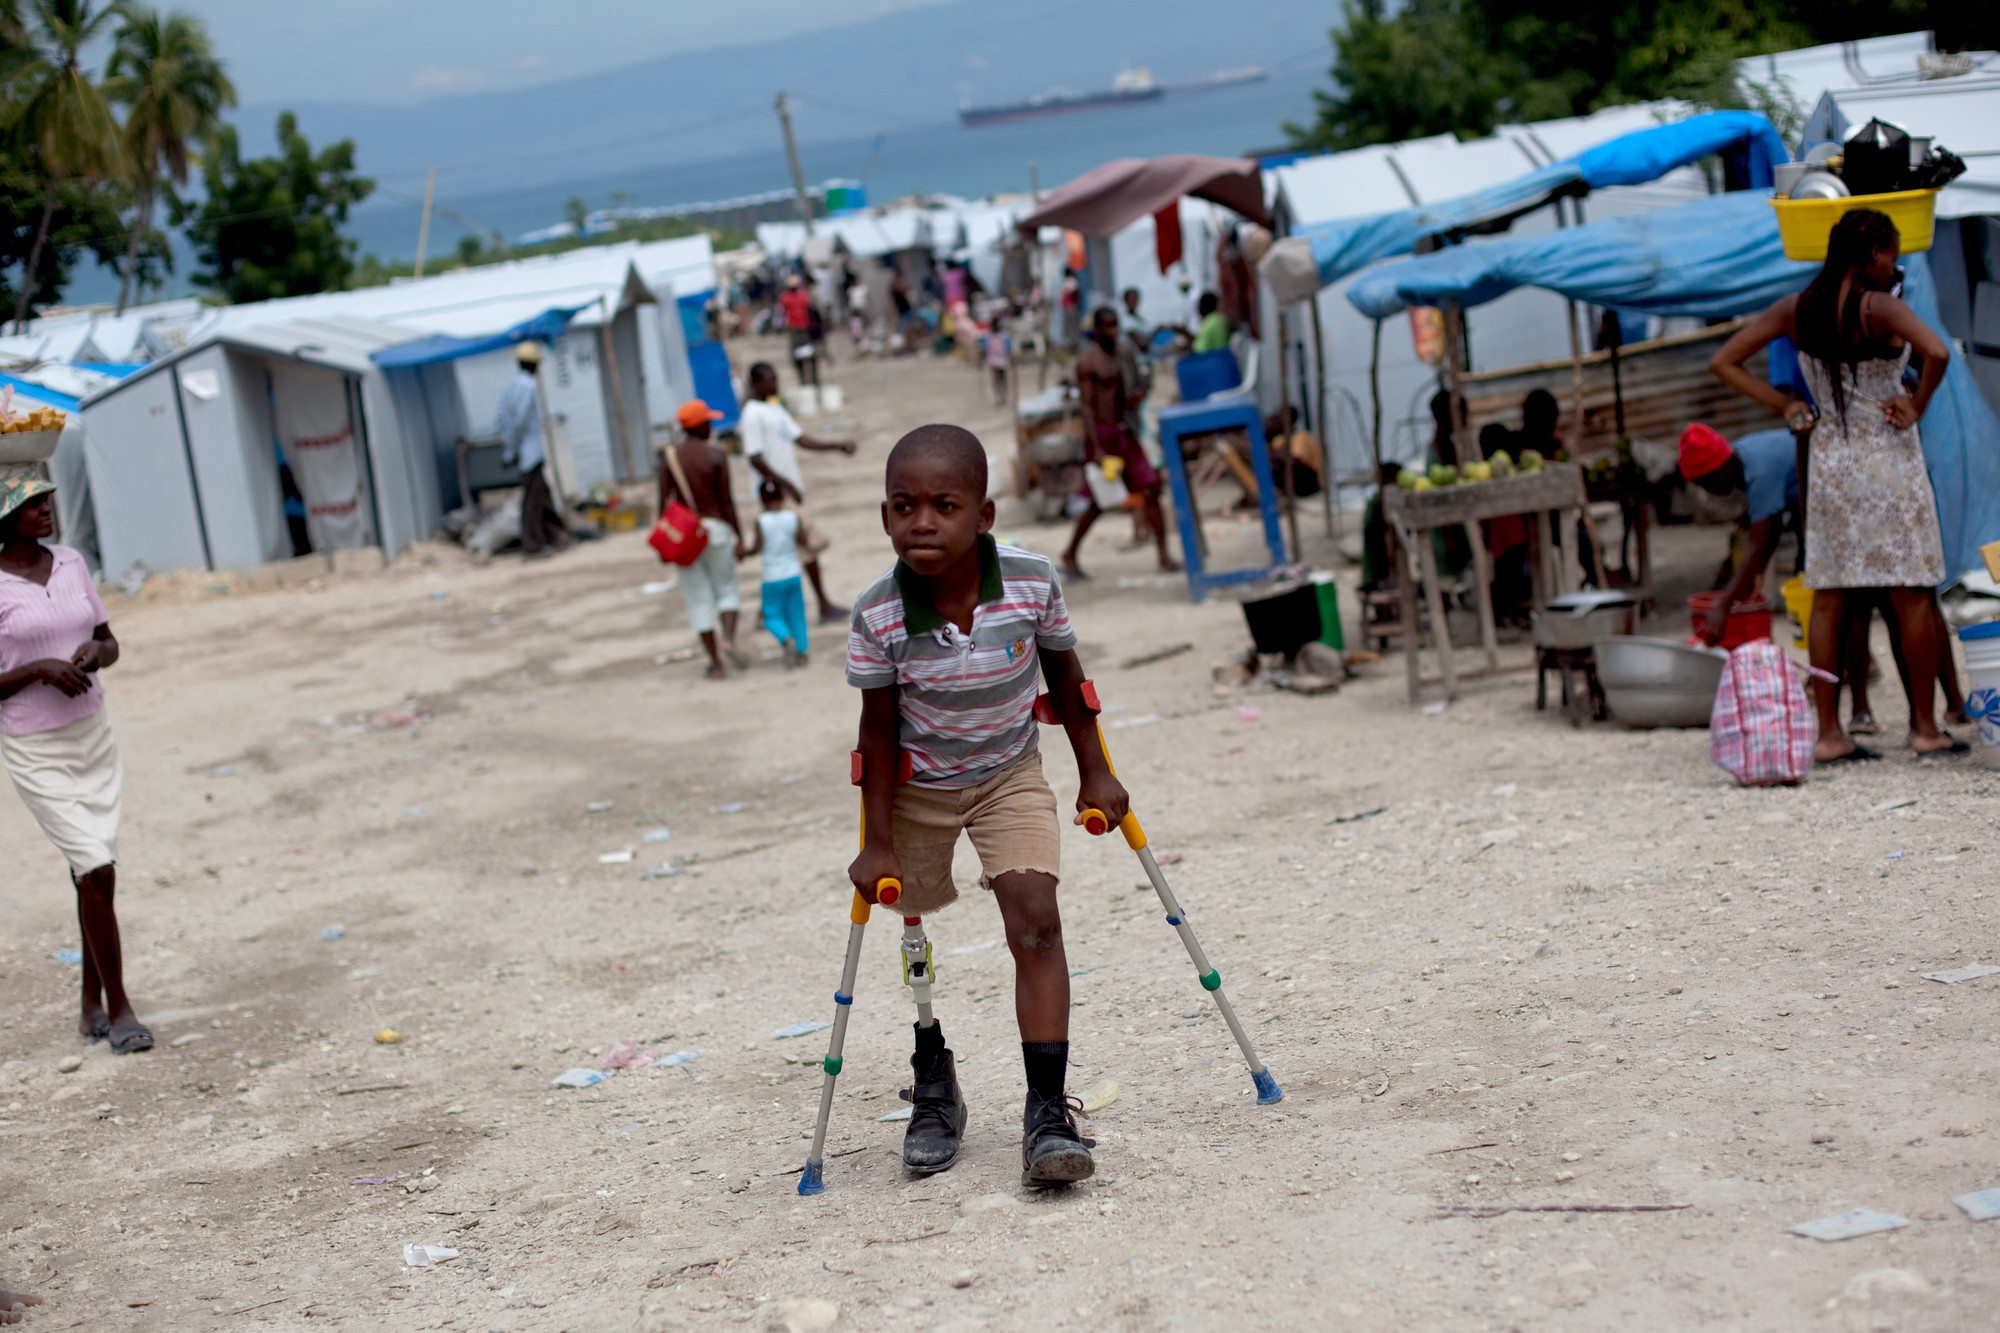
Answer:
[{"left": 1155, "top": 399, "right": 1289, "bottom": 604}]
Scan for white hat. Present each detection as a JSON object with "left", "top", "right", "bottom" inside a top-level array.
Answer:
[{"left": 514, "top": 342, "right": 544, "bottom": 365}]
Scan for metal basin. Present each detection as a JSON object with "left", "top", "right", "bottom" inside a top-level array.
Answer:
[
  {"left": 1533, "top": 590, "right": 1638, "bottom": 650},
  {"left": 0, "top": 429, "right": 61, "bottom": 465},
  {"left": 1593, "top": 635, "right": 1727, "bottom": 728}
]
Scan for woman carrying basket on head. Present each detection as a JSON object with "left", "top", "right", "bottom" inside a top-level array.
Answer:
[
  {"left": 0, "top": 473, "right": 151, "bottom": 1053},
  {"left": 1709, "top": 206, "right": 1965, "bottom": 763}
]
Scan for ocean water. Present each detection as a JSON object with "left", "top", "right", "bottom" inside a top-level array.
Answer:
[{"left": 62, "top": 63, "right": 1327, "bottom": 303}]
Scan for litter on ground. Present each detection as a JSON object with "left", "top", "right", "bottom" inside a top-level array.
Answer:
[
  {"left": 1787, "top": 1209, "right": 1909, "bottom": 1241},
  {"left": 772, "top": 1020, "right": 832, "bottom": 1039},
  {"left": 552, "top": 1068, "right": 611, "bottom": 1088}
]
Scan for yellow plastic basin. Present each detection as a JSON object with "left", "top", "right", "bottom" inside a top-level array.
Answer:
[
  {"left": 1772, "top": 188, "right": 1937, "bottom": 262},
  {"left": 1781, "top": 574, "right": 1812, "bottom": 650}
]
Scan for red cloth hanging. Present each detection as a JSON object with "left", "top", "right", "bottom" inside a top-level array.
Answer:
[{"left": 1153, "top": 203, "right": 1182, "bottom": 273}]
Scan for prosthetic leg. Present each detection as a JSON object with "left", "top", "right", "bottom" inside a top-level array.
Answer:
[{"left": 1037, "top": 683, "right": 1283, "bottom": 1105}]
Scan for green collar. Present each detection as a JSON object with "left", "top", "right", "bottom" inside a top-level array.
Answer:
[{"left": 895, "top": 534, "right": 1002, "bottom": 633}]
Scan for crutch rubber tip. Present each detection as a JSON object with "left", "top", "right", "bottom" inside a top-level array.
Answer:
[
  {"left": 875, "top": 877, "right": 902, "bottom": 905},
  {"left": 797, "top": 1160, "right": 825, "bottom": 1195},
  {"left": 1253, "top": 1069, "right": 1284, "bottom": 1105},
  {"left": 1080, "top": 808, "right": 1109, "bottom": 836}
]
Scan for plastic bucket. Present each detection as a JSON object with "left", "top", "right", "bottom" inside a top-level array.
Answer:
[
  {"left": 1960, "top": 620, "right": 2000, "bottom": 771},
  {"left": 1241, "top": 580, "right": 1321, "bottom": 656},
  {"left": 1687, "top": 591, "right": 1773, "bottom": 649},
  {"left": 1772, "top": 188, "right": 1936, "bottom": 261},
  {"left": 1311, "top": 573, "right": 1345, "bottom": 651},
  {"left": 1780, "top": 575, "right": 1812, "bottom": 649},
  {"left": 1174, "top": 349, "right": 1241, "bottom": 402}
]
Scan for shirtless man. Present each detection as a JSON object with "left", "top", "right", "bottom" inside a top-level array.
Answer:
[
  {"left": 1061, "top": 307, "right": 1175, "bottom": 579},
  {"left": 659, "top": 400, "right": 747, "bottom": 678}
]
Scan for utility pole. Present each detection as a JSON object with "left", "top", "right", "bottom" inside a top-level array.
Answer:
[
  {"left": 1028, "top": 161, "right": 1041, "bottom": 202},
  {"left": 412, "top": 165, "right": 437, "bottom": 277},
  {"left": 774, "top": 92, "right": 814, "bottom": 236}
]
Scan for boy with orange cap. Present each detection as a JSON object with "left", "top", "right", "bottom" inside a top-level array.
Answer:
[{"left": 1677, "top": 423, "right": 1798, "bottom": 646}]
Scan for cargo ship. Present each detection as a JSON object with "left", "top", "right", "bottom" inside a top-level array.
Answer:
[{"left": 959, "top": 67, "right": 1162, "bottom": 128}]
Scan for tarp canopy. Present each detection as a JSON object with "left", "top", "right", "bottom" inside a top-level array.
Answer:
[
  {"left": 1267, "top": 111, "right": 1789, "bottom": 301},
  {"left": 1019, "top": 154, "right": 1267, "bottom": 237},
  {"left": 1344, "top": 189, "right": 2000, "bottom": 586},
  {"left": 370, "top": 304, "right": 586, "bottom": 368},
  {"left": 1345, "top": 189, "right": 1813, "bottom": 319}
]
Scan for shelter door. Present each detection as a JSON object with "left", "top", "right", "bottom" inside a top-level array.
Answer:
[{"left": 272, "top": 362, "right": 373, "bottom": 551}]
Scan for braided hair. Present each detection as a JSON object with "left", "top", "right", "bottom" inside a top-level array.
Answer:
[{"left": 1793, "top": 207, "right": 1901, "bottom": 424}]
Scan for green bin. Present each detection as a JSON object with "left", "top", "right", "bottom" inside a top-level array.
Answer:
[{"left": 1311, "top": 574, "right": 1344, "bottom": 652}]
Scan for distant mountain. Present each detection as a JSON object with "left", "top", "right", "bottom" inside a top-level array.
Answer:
[{"left": 232, "top": 0, "right": 1331, "bottom": 192}]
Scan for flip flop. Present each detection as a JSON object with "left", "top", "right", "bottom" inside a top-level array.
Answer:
[
  {"left": 1818, "top": 743, "right": 1882, "bottom": 765},
  {"left": 1916, "top": 735, "right": 1971, "bottom": 756},
  {"left": 1846, "top": 712, "right": 1879, "bottom": 736},
  {"left": 108, "top": 1020, "right": 154, "bottom": 1055},
  {"left": 83, "top": 1013, "right": 110, "bottom": 1043}
]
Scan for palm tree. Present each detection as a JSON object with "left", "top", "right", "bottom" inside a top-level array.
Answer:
[
  {"left": 3, "top": 0, "right": 130, "bottom": 327},
  {"left": 104, "top": 6, "right": 233, "bottom": 313}
]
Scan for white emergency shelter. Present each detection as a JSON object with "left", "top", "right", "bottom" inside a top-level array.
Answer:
[{"left": 79, "top": 317, "right": 443, "bottom": 578}]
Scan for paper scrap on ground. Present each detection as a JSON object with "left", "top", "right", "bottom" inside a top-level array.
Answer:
[
  {"left": 598, "top": 849, "right": 635, "bottom": 864},
  {"left": 642, "top": 828, "right": 672, "bottom": 843},
  {"left": 599, "top": 1036, "right": 654, "bottom": 1070},
  {"left": 639, "top": 865, "right": 683, "bottom": 880},
  {"left": 1953, "top": 1188, "right": 2000, "bottom": 1221},
  {"left": 656, "top": 1050, "right": 702, "bottom": 1066},
  {"left": 587, "top": 800, "right": 614, "bottom": 812},
  {"left": 1787, "top": 1208, "right": 1909, "bottom": 1241},
  {"left": 639, "top": 580, "right": 676, "bottom": 595},
  {"left": 772, "top": 1020, "right": 832, "bottom": 1039},
  {"left": 403, "top": 1244, "right": 459, "bottom": 1267},
  {"left": 320, "top": 925, "right": 344, "bottom": 941},
  {"left": 880, "top": 1106, "right": 914, "bottom": 1121},
  {"left": 1923, "top": 964, "right": 1998, "bottom": 984},
  {"left": 553, "top": 1067, "right": 610, "bottom": 1088},
  {"left": 1078, "top": 1079, "right": 1121, "bottom": 1114}
]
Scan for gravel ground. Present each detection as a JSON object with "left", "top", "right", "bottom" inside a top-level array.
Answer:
[{"left": 2, "top": 336, "right": 1995, "bottom": 1332}]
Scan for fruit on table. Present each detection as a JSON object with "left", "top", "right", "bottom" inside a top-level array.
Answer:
[
  {"left": 1429, "top": 463, "right": 1459, "bottom": 486},
  {"left": 1397, "top": 467, "right": 1423, "bottom": 491},
  {"left": 1488, "top": 453, "right": 1516, "bottom": 477},
  {"left": 1411, "top": 477, "right": 1436, "bottom": 492},
  {"left": 1463, "top": 461, "right": 1493, "bottom": 482},
  {"left": 1518, "top": 449, "right": 1545, "bottom": 472}
]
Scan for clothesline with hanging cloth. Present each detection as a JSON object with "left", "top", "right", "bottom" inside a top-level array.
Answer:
[
  {"left": 369, "top": 303, "right": 590, "bottom": 368},
  {"left": 1343, "top": 188, "right": 2000, "bottom": 589},
  {"left": 1017, "top": 154, "right": 1266, "bottom": 271},
  {"left": 1260, "top": 110, "right": 1791, "bottom": 304}
]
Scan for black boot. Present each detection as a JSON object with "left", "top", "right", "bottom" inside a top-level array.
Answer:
[
  {"left": 901, "top": 1024, "right": 967, "bottom": 1174},
  {"left": 1021, "top": 1090, "right": 1096, "bottom": 1185}
]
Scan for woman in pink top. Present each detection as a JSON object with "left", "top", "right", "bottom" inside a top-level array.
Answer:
[{"left": 0, "top": 474, "right": 151, "bottom": 1054}]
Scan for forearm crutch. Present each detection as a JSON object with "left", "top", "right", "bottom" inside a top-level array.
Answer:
[
  {"left": 1037, "top": 685, "right": 1282, "bottom": 1105},
  {"left": 798, "top": 750, "right": 911, "bottom": 1196}
]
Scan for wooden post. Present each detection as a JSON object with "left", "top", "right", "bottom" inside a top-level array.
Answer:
[
  {"left": 1532, "top": 510, "right": 1554, "bottom": 611},
  {"left": 1311, "top": 296, "right": 1334, "bottom": 537},
  {"left": 1417, "top": 528, "right": 1458, "bottom": 702},
  {"left": 1464, "top": 518, "right": 1500, "bottom": 672},
  {"left": 775, "top": 92, "right": 814, "bottom": 236},
  {"left": 1275, "top": 305, "right": 1299, "bottom": 563},
  {"left": 1397, "top": 523, "right": 1421, "bottom": 703},
  {"left": 1440, "top": 300, "right": 1474, "bottom": 461},
  {"left": 1565, "top": 299, "right": 1586, "bottom": 449}
]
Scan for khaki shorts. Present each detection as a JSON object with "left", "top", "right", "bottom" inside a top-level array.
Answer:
[{"left": 889, "top": 750, "right": 1061, "bottom": 916}]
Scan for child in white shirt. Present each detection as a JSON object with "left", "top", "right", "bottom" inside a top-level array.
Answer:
[{"left": 743, "top": 479, "right": 809, "bottom": 665}]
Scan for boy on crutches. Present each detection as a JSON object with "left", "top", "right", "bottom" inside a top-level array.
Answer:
[{"left": 845, "top": 423, "right": 1127, "bottom": 1184}]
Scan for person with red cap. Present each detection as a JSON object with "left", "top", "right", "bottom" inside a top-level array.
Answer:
[
  {"left": 1677, "top": 423, "right": 1798, "bottom": 647},
  {"left": 660, "top": 400, "right": 746, "bottom": 679}
]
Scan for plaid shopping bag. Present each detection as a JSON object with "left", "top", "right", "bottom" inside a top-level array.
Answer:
[{"left": 1710, "top": 640, "right": 1814, "bottom": 786}]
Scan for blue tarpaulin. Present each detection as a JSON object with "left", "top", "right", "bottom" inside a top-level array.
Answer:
[
  {"left": 0, "top": 372, "right": 77, "bottom": 410},
  {"left": 687, "top": 341, "right": 739, "bottom": 432},
  {"left": 1345, "top": 190, "right": 2000, "bottom": 587},
  {"left": 370, "top": 304, "right": 586, "bottom": 368},
  {"left": 1345, "top": 190, "right": 1814, "bottom": 319},
  {"left": 1289, "top": 110, "right": 1790, "bottom": 290}
]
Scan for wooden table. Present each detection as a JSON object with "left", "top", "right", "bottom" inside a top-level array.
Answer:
[{"left": 1382, "top": 462, "right": 1590, "bottom": 705}]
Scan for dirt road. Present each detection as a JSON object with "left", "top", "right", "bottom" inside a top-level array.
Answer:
[{"left": 2, "top": 337, "right": 1995, "bottom": 1331}]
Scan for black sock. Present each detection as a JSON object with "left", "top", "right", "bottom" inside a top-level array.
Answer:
[
  {"left": 914, "top": 1021, "right": 946, "bottom": 1058},
  {"left": 1022, "top": 1041, "right": 1068, "bottom": 1102}
]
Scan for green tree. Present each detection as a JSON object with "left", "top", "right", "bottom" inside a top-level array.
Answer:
[
  {"left": 563, "top": 195, "right": 587, "bottom": 232},
  {"left": 2, "top": 0, "right": 130, "bottom": 325},
  {"left": 103, "top": 5, "right": 234, "bottom": 313},
  {"left": 174, "top": 110, "right": 373, "bottom": 303},
  {"left": 0, "top": 143, "right": 164, "bottom": 317},
  {"left": 1286, "top": 0, "right": 1993, "bottom": 153}
]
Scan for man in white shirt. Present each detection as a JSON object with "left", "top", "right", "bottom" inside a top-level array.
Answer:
[
  {"left": 495, "top": 342, "right": 568, "bottom": 558},
  {"left": 737, "top": 360, "right": 857, "bottom": 622}
]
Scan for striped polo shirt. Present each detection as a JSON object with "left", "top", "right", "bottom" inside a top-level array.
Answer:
[{"left": 846, "top": 536, "right": 1076, "bottom": 789}]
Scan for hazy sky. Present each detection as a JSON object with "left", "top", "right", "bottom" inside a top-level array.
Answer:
[{"left": 134, "top": 0, "right": 961, "bottom": 105}]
